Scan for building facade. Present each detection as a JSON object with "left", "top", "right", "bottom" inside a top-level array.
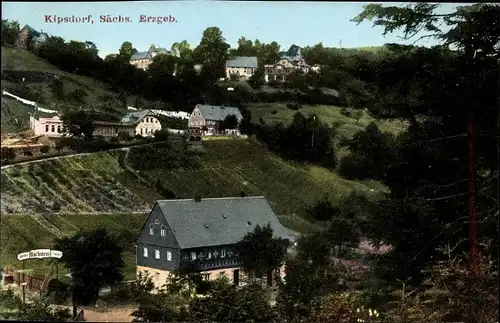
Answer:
[
  {"left": 135, "top": 196, "right": 299, "bottom": 289},
  {"left": 264, "top": 44, "right": 310, "bottom": 82},
  {"left": 29, "top": 110, "right": 162, "bottom": 139},
  {"left": 188, "top": 104, "right": 243, "bottom": 136},
  {"left": 29, "top": 116, "right": 65, "bottom": 137},
  {"left": 225, "top": 56, "right": 258, "bottom": 81},
  {"left": 130, "top": 46, "right": 170, "bottom": 70}
]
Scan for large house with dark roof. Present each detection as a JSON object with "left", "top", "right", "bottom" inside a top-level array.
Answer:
[
  {"left": 188, "top": 104, "right": 243, "bottom": 136},
  {"left": 17, "top": 25, "right": 48, "bottom": 50},
  {"left": 225, "top": 56, "right": 258, "bottom": 81},
  {"left": 264, "top": 44, "right": 310, "bottom": 82},
  {"left": 129, "top": 45, "right": 170, "bottom": 70},
  {"left": 135, "top": 196, "right": 299, "bottom": 288}
]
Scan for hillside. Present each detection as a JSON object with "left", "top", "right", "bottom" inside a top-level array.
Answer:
[
  {"left": 0, "top": 47, "right": 163, "bottom": 133},
  {"left": 0, "top": 138, "right": 384, "bottom": 278}
]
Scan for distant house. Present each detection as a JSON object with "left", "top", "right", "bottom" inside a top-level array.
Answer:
[
  {"left": 17, "top": 25, "right": 48, "bottom": 50},
  {"left": 29, "top": 110, "right": 162, "bottom": 139},
  {"left": 135, "top": 196, "right": 299, "bottom": 289},
  {"left": 130, "top": 46, "right": 170, "bottom": 70},
  {"left": 188, "top": 104, "right": 243, "bottom": 136},
  {"left": 264, "top": 44, "right": 310, "bottom": 82},
  {"left": 93, "top": 109, "right": 162, "bottom": 138},
  {"left": 29, "top": 115, "right": 65, "bottom": 137},
  {"left": 225, "top": 56, "right": 258, "bottom": 81}
]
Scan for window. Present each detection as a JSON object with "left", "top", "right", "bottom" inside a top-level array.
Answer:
[
  {"left": 206, "top": 250, "right": 212, "bottom": 259},
  {"left": 143, "top": 247, "right": 148, "bottom": 257},
  {"left": 45, "top": 125, "right": 49, "bottom": 132},
  {"left": 190, "top": 252, "right": 197, "bottom": 261},
  {"left": 167, "top": 251, "right": 172, "bottom": 261},
  {"left": 140, "top": 128, "right": 143, "bottom": 134},
  {"left": 155, "top": 249, "right": 160, "bottom": 259},
  {"left": 57, "top": 125, "right": 61, "bottom": 133},
  {"left": 220, "top": 249, "right": 226, "bottom": 258},
  {"left": 149, "top": 225, "right": 154, "bottom": 235},
  {"left": 204, "top": 273, "right": 210, "bottom": 281},
  {"left": 160, "top": 228, "right": 166, "bottom": 236},
  {"left": 51, "top": 125, "right": 55, "bottom": 132}
]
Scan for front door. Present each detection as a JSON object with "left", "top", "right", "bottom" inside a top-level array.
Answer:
[{"left": 233, "top": 269, "right": 239, "bottom": 286}]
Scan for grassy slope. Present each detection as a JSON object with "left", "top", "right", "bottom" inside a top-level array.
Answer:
[{"left": 248, "top": 103, "right": 407, "bottom": 139}]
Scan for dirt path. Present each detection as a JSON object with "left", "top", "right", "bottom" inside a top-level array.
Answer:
[{"left": 80, "top": 306, "right": 135, "bottom": 322}]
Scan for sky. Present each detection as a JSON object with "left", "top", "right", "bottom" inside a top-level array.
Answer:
[{"left": 2, "top": 1, "right": 464, "bottom": 58}]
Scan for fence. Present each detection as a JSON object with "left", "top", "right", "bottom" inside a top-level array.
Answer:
[
  {"left": 110, "top": 280, "right": 136, "bottom": 293},
  {"left": 2, "top": 267, "right": 45, "bottom": 291}
]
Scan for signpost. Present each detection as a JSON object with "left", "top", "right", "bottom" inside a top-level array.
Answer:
[{"left": 16, "top": 249, "right": 63, "bottom": 303}]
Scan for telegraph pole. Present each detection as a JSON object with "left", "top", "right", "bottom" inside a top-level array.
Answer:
[{"left": 465, "top": 39, "right": 479, "bottom": 275}]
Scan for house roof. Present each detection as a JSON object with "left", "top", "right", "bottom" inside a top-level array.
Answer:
[
  {"left": 155, "top": 196, "right": 300, "bottom": 249},
  {"left": 21, "top": 24, "right": 47, "bottom": 39},
  {"left": 120, "top": 109, "right": 156, "bottom": 124},
  {"left": 225, "top": 56, "right": 258, "bottom": 69},
  {"left": 195, "top": 104, "right": 243, "bottom": 122},
  {"left": 130, "top": 51, "right": 150, "bottom": 60},
  {"left": 284, "top": 44, "right": 302, "bottom": 58}
]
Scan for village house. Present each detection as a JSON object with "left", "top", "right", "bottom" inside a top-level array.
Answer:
[
  {"left": 17, "top": 25, "right": 48, "bottom": 50},
  {"left": 129, "top": 45, "right": 170, "bottom": 70},
  {"left": 264, "top": 44, "right": 310, "bottom": 82},
  {"left": 93, "top": 110, "right": 162, "bottom": 138},
  {"left": 29, "top": 110, "right": 162, "bottom": 139},
  {"left": 225, "top": 56, "right": 258, "bottom": 81},
  {"left": 188, "top": 104, "right": 243, "bottom": 137},
  {"left": 135, "top": 196, "right": 299, "bottom": 289}
]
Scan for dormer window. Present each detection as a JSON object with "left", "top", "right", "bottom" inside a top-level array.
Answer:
[
  {"left": 160, "top": 226, "right": 166, "bottom": 236},
  {"left": 149, "top": 225, "right": 154, "bottom": 235}
]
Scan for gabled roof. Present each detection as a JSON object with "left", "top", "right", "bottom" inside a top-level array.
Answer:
[
  {"left": 155, "top": 196, "right": 300, "bottom": 249},
  {"left": 194, "top": 104, "right": 243, "bottom": 122},
  {"left": 130, "top": 51, "right": 150, "bottom": 60},
  {"left": 120, "top": 109, "right": 156, "bottom": 124},
  {"left": 225, "top": 56, "right": 258, "bottom": 69},
  {"left": 21, "top": 24, "right": 46, "bottom": 38},
  {"left": 284, "top": 44, "right": 302, "bottom": 58}
]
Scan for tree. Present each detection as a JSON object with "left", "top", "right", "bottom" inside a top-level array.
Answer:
[
  {"left": 118, "top": 41, "right": 135, "bottom": 61},
  {"left": 188, "top": 281, "right": 278, "bottom": 323},
  {"left": 53, "top": 228, "right": 125, "bottom": 305},
  {"left": 61, "top": 110, "right": 96, "bottom": 139},
  {"left": 350, "top": 3, "right": 499, "bottom": 286},
  {"left": 220, "top": 114, "right": 239, "bottom": 130},
  {"left": 237, "top": 223, "right": 290, "bottom": 281},
  {"left": 170, "top": 40, "right": 191, "bottom": 59},
  {"left": 1, "top": 20, "right": 20, "bottom": 47},
  {"left": 193, "top": 27, "right": 230, "bottom": 82},
  {"left": 308, "top": 194, "right": 338, "bottom": 221},
  {"left": 49, "top": 78, "right": 65, "bottom": 107},
  {"left": 17, "top": 299, "right": 72, "bottom": 322}
]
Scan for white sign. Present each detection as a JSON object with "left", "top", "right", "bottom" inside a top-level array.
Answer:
[{"left": 17, "top": 249, "right": 63, "bottom": 261}]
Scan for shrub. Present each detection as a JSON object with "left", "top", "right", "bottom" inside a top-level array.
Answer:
[
  {"left": 135, "top": 134, "right": 143, "bottom": 140},
  {"left": 68, "top": 88, "right": 88, "bottom": 103},
  {"left": 286, "top": 102, "right": 301, "bottom": 111},
  {"left": 0, "top": 147, "right": 16, "bottom": 164},
  {"left": 340, "top": 107, "right": 352, "bottom": 117},
  {"left": 117, "top": 131, "right": 132, "bottom": 142},
  {"left": 153, "top": 129, "right": 169, "bottom": 142},
  {"left": 40, "top": 145, "right": 50, "bottom": 154}
]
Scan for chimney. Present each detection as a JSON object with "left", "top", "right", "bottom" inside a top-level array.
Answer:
[
  {"left": 194, "top": 196, "right": 201, "bottom": 202},
  {"left": 240, "top": 191, "right": 246, "bottom": 198}
]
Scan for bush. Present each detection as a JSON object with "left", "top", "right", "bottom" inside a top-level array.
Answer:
[
  {"left": 40, "top": 145, "right": 50, "bottom": 154},
  {"left": 340, "top": 107, "right": 352, "bottom": 117},
  {"left": 336, "top": 155, "right": 363, "bottom": 180},
  {"left": 153, "top": 129, "right": 169, "bottom": 142},
  {"left": 286, "top": 102, "right": 301, "bottom": 111},
  {"left": 1, "top": 147, "right": 16, "bottom": 164},
  {"left": 117, "top": 131, "right": 132, "bottom": 141},
  {"left": 135, "top": 134, "right": 143, "bottom": 140},
  {"left": 68, "top": 88, "right": 88, "bottom": 103}
]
